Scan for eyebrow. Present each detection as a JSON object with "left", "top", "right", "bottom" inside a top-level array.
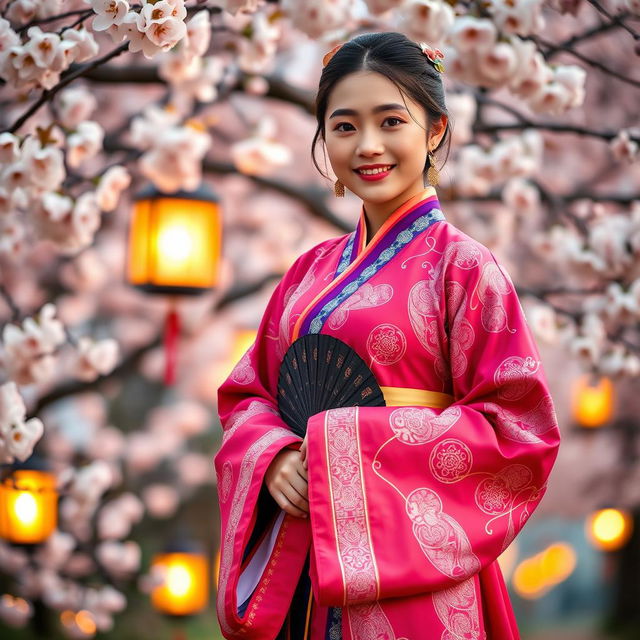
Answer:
[{"left": 328, "top": 103, "right": 408, "bottom": 119}]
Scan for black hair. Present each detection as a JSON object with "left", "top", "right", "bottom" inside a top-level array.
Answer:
[{"left": 311, "top": 31, "right": 451, "bottom": 182}]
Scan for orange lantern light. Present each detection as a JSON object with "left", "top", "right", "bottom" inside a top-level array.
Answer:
[
  {"left": 127, "top": 184, "right": 222, "bottom": 294},
  {"left": 586, "top": 507, "right": 633, "bottom": 552},
  {"left": 151, "top": 546, "right": 210, "bottom": 617},
  {"left": 0, "top": 467, "right": 57, "bottom": 545},
  {"left": 571, "top": 374, "right": 615, "bottom": 428},
  {"left": 127, "top": 184, "right": 223, "bottom": 384}
]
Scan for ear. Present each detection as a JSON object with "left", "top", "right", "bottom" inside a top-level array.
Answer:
[{"left": 428, "top": 114, "right": 448, "bottom": 151}]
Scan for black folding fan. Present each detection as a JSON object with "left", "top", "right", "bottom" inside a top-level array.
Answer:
[{"left": 277, "top": 334, "right": 386, "bottom": 437}]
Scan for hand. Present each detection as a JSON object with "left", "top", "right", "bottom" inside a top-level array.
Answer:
[
  {"left": 300, "top": 434, "right": 308, "bottom": 470},
  {"left": 264, "top": 447, "right": 309, "bottom": 518}
]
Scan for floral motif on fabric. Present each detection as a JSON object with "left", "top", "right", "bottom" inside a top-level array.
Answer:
[
  {"left": 470, "top": 262, "right": 517, "bottom": 334},
  {"left": 217, "top": 427, "right": 292, "bottom": 634},
  {"left": 484, "top": 395, "right": 557, "bottom": 444},
  {"left": 366, "top": 323, "right": 407, "bottom": 366},
  {"left": 408, "top": 278, "right": 449, "bottom": 384},
  {"left": 405, "top": 487, "right": 481, "bottom": 580},
  {"left": 389, "top": 406, "right": 461, "bottom": 446},
  {"left": 326, "top": 407, "right": 379, "bottom": 604},
  {"left": 222, "top": 400, "right": 276, "bottom": 444},
  {"left": 494, "top": 355, "right": 540, "bottom": 401},
  {"left": 278, "top": 265, "right": 317, "bottom": 357},
  {"left": 328, "top": 283, "right": 393, "bottom": 330},
  {"left": 335, "top": 232, "right": 356, "bottom": 278},
  {"left": 229, "top": 347, "right": 256, "bottom": 385},
  {"left": 429, "top": 439, "right": 473, "bottom": 484},
  {"left": 219, "top": 460, "right": 233, "bottom": 503},
  {"left": 309, "top": 209, "right": 445, "bottom": 334},
  {"left": 432, "top": 578, "right": 484, "bottom": 640},
  {"left": 347, "top": 601, "right": 397, "bottom": 640},
  {"left": 446, "top": 281, "right": 475, "bottom": 379}
]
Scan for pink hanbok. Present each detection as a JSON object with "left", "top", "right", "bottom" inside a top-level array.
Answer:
[{"left": 215, "top": 187, "right": 561, "bottom": 639}]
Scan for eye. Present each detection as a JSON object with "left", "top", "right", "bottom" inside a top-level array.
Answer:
[
  {"left": 383, "top": 117, "right": 405, "bottom": 127},
  {"left": 334, "top": 122, "right": 355, "bottom": 132}
]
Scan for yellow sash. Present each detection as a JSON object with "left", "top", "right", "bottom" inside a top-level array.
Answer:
[{"left": 380, "top": 386, "right": 454, "bottom": 409}]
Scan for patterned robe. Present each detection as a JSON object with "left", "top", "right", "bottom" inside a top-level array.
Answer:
[{"left": 215, "top": 187, "right": 561, "bottom": 639}]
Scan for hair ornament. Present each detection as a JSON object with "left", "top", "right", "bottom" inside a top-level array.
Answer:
[
  {"left": 420, "top": 43, "right": 445, "bottom": 73},
  {"left": 322, "top": 43, "right": 343, "bottom": 68}
]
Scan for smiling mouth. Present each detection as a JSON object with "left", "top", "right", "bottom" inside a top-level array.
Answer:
[{"left": 354, "top": 165, "right": 396, "bottom": 175}]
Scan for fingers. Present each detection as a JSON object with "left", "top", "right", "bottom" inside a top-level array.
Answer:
[{"left": 272, "top": 488, "right": 308, "bottom": 518}]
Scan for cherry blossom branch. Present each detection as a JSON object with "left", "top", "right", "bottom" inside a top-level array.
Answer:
[
  {"left": 535, "top": 36, "right": 640, "bottom": 89},
  {"left": 32, "top": 273, "right": 285, "bottom": 414},
  {"left": 15, "top": 8, "right": 93, "bottom": 34},
  {"left": 6, "top": 42, "right": 130, "bottom": 135},
  {"left": 543, "top": 13, "right": 634, "bottom": 56},
  {"left": 585, "top": 0, "right": 640, "bottom": 41},
  {"left": 473, "top": 120, "right": 640, "bottom": 145}
]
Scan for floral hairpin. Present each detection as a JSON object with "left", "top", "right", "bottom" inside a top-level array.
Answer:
[
  {"left": 322, "top": 43, "right": 343, "bottom": 68},
  {"left": 420, "top": 43, "right": 445, "bottom": 73}
]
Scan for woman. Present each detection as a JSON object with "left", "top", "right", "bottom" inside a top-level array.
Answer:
[{"left": 215, "top": 32, "right": 560, "bottom": 640}]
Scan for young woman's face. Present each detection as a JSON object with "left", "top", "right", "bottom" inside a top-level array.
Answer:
[{"left": 324, "top": 70, "right": 443, "bottom": 211}]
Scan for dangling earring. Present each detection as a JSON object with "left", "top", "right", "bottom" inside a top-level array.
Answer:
[
  {"left": 427, "top": 152, "right": 439, "bottom": 186},
  {"left": 334, "top": 179, "right": 345, "bottom": 197}
]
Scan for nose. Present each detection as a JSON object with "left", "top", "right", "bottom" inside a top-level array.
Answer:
[{"left": 356, "top": 126, "right": 384, "bottom": 158}]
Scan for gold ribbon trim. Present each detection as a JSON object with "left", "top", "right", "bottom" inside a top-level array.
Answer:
[{"left": 380, "top": 386, "right": 454, "bottom": 409}]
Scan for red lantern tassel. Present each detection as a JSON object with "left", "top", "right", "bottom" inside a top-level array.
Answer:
[{"left": 164, "top": 306, "right": 180, "bottom": 385}]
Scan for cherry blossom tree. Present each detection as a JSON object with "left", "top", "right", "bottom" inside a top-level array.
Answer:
[{"left": 0, "top": 0, "right": 639, "bottom": 636}]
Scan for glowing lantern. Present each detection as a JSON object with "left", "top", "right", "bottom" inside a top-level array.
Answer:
[
  {"left": 151, "top": 544, "right": 210, "bottom": 617},
  {"left": 128, "top": 184, "right": 222, "bottom": 294},
  {"left": 0, "top": 466, "right": 57, "bottom": 545},
  {"left": 512, "top": 542, "right": 577, "bottom": 600},
  {"left": 127, "top": 184, "right": 222, "bottom": 384},
  {"left": 571, "top": 375, "right": 614, "bottom": 428},
  {"left": 586, "top": 507, "right": 633, "bottom": 552}
]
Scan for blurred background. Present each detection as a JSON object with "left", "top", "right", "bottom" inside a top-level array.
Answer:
[{"left": 0, "top": 0, "right": 639, "bottom": 638}]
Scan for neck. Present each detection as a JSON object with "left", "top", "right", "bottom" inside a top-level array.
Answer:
[{"left": 362, "top": 185, "right": 434, "bottom": 244}]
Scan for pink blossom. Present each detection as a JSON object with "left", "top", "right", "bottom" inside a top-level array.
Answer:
[
  {"left": 0, "top": 595, "right": 32, "bottom": 629},
  {"left": 398, "top": 0, "right": 455, "bottom": 44},
  {"left": 60, "top": 27, "right": 100, "bottom": 64},
  {"left": 237, "top": 10, "right": 280, "bottom": 74},
  {"left": 218, "top": 0, "right": 264, "bottom": 13},
  {"left": 475, "top": 41, "right": 518, "bottom": 87},
  {"left": 364, "top": 0, "right": 404, "bottom": 14},
  {"left": 0, "top": 18, "right": 20, "bottom": 59},
  {"left": 553, "top": 64, "right": 586, "bottom": 109},
  {"left": 66, "top": 121, "right": 104, "bottom": 169},
  {"left": 181, "top": 10, "right": 211, "bottom": 61},
  {"left": 488, "top": 0, "right": 545, "bottom": 36},
  {"left": 60, "top": 250, "right": 109, "bottom": 292},
  {"left": 96, "top": 540, "right": 141, "bottom": 576},
  {"left": 34, "top": 531, "right": 75, "bottom": 570},
  {"left": 56, "top": 86, "right": 98, "bottom": 129},
  {"left": 509, "top": 36, "right": 551, "bottom": 99},
  {"left": 0, "top": 133, "right": 20, "bottom": 164},
  {"left": 129, "top": 105, "right": 181, "bottom": 150},
  {"left": 174, "top": 452, "right": 213, "bottom": 487},
  {"left": 449, "top": 16, "right": 497, "bottom": 54},
  {"left": 610, "top": 129, "right": 638, "bottom": 163},
  {"left": 97, "top": 493, "right": 144, "bottom": 539},
  {"left": 502, "top": 177, "right": 540, "bottom": 215},
  {"left": 126, "top": 432, "right": 163, "bottom": 472},
  {"left": 0, "top": 541, "right": 29, "bottom": 575},
  {"left": 281, "top": 0, "right": 354, "bottom": 39},
  {"left": 22, "top": 136, "right": 65, "bottom": 192},
  {"left": 72, "top": 337, "right": 119, "bottom": 382},
  {"left": 142, "top": 484, "right": 180, "bottom": 518},
  {"left": 90, "top": 0, "right": 129, "bottom": 32},
  {"left": 5, "top": 0, "right": 38, "bottom": 24},
  {"left": 25, "top": 27, "right": 67, "bottom": 72},
  {"left": 95, "top": 165, "right": 130, "bottom": 212}
]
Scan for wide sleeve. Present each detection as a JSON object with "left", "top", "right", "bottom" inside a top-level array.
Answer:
[
  {"left": 214, "top": 257, "right": 313, "bottom": 638},
  {"left": 305, "top": 249, "right": 561, "bottom": 607}
]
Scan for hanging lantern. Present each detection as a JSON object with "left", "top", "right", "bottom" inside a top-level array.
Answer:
[
  {"left": 0, "top": 462, "right": 57, "bottom": 545},
  {"left": 127, "top": 184, "right": 222, "bottom": 385},
  {"left": 586, "top": 507, "right": 633, "bottom": 552},
  {"left": 571, "top": 374, "right": 615, "bottom": 428},
  {"left": 151, "top": 542, "right": 210, "bottom": 617}
]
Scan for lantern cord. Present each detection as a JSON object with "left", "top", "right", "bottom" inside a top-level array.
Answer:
[{"left": 164, "top": 306, "right": 180, "bottom": 385}]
